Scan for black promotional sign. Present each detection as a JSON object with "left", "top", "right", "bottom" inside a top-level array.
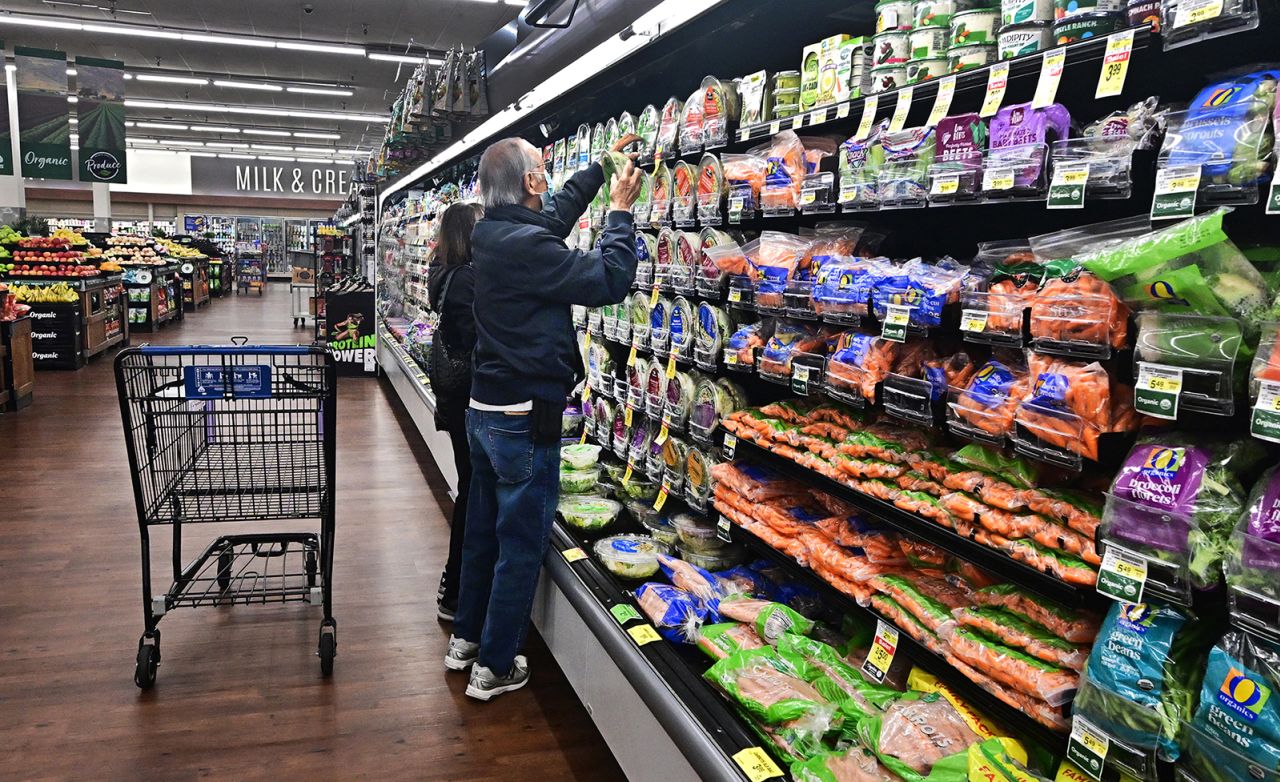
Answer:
[
  {"left": 75, "top": 56, "right": 127, "bottom": 183},
  {"left": 15, "top": 46, "right": 73, "bottom": 180},
  {"left": 325, "top": 290, "right": 376, "bottom": 376},
  {"left": 0, "top": 41, "right": 11, "bottom": 177}
]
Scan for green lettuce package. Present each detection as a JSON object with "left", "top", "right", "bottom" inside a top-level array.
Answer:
[
  {"left": 1104, "top": 434, "right": 1265, "bottom": 590},
  {"left": 1078, "top": 208, "right": 1269, "bottom": 325},
  {"left": 1184, "top": 631, "right": 1280, "bottom": 782},
  {"left": 1072, "top": 602, "right": 1214, "bottom": 761}
]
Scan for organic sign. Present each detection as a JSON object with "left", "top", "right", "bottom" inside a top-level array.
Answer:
[
  {"left": 15, "top": 47, "right": 73, "bottom": 181},
  {"left": 75, "top": 57, "right": 127, "bottom": 183}
]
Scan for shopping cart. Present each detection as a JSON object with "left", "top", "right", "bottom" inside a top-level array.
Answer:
[{"left": 114, "top": 340, "right": 337, "bottom": 688}]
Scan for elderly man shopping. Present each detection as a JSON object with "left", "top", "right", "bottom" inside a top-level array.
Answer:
[{"left": 444, "top": 133, "right": 642, "bottom": 700}]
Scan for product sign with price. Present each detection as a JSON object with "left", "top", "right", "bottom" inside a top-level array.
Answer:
[
  {"left": 1047, "top": 162, "right": 1091, "bottom": 209},
  {"left": 980, "top": 62, "right": 1011, "bottom": 118},
  {"left": 1032, "top": 47, "right": 1067, "bottom": 109},
  {"left": 1251, "top": 380, "right": 1280, "bottom": 443},
  {"left": 1097, "top": 544, "right": 1148, "bottom": 603},
  {"left": 854, "top": 96, "right": 879, "bottom": 141},
  {"left": 722, "top": 432, "right": 738, "bottom": 460},
  {"left": 1134, "top": 362, "right": 1183, "bottom": 419},
  {"left": 889, "top": 86, "right": 913, "bottom": 133},
  {"left": 1151, "top": 165, "right": 1201, "bottom": 220},
  {"left": 732, "top": 748, "right": 785, "bottom": 782},
  {"left": 927, "top": 75, "right": 956, "bottom": 127},
  {"left": 882, "top": 304, "right": 911, "bottom": 343},
  {"left": 1267, "top": 182, "right": 1280, "bottom": 215},
  {"left": 791, "top": 364, "right": 812, "bottom": 396},
  {"left": 861, "top": 621, "right": 899, "bottom": 683},
  {"left": 1095, "top": 29, "right": 1135, "bottom": 98},
  {"left": 1065, "top": 715, "right": 1111, "bottom": 780},
  {"left": 960, "top": 309, "right": 988, "bottom": 333}
]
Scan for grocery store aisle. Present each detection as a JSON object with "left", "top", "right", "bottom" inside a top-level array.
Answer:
[{"left": 0, "top": 284, "right": 625, "bottom": 781}]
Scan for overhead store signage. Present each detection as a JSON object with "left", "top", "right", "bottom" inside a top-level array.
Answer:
[
  {"left": 0, "top": 41, "right": 11, "bottom": 177},
  {"left": 75, "top": 57, "right": 128, "bottom": 184},
  {"left": 15, "top": 46, "right": 74, "bottom": 181},
  {"left": 190, "top": 156, "right": 353, "bottom": 199}
]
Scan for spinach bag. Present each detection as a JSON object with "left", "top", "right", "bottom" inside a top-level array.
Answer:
[
  {"left": 1184, "top": 631, "right": 1280, "bottom": 782},
  {"left": 1072, "top": 602, "right": 1215, "bottom": 762}
]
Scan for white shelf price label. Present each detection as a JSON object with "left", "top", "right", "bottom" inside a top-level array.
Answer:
[
  {"left": 882, "top": 304, "right": 911, "bottom": 343},
  {"left": 960, "top": 309, "right": 988, "bottom": 333},
  {"left": 1174, "top": 0, "right": 1223, "bottom": 26},
  {"left": 862, "top": 621, "right": 900, "bottom": 683},
  {"left": 769, "top": 120, "right": 782, "bottom": 136},
  {"left": 1097, "top": 544, "right": 1149, "bottom": 604},
  {"left": 930, "top": 174, "right": 960, "bottom": 196},
  {"left": 1066, "top": 716, "right": 1111, "bottom": 781},
  {"left": 854, "top": 96, "right": 879, "bottom": 142},
  {"left": 983, "top": 167, "right": 1016, "bottom": 192},
  {"left": 716, "top": 515, "right": 733, "bottom": 543},
  {"left": 1267, "top": 182, "right": 1280, "bottom": 215},
  {"left": 980, "top": 62, "right": 1011, "bottom": 118},
  {"left": 1096, "top": 29, "right": 1136, "bottom": 99},
  {"left": 1135, "top": 362, "right": 1183, "bottom": 420},
  {"left": 1047, "top": 162, "right": 1091, "bottom": 209},
  {"left": 810, "top": 107, "right": 829, "bottom": 125},
  {"left": 1251, "top": 380, "right": 1280, "bottom": 443},
  {"left": 888, "top": 86, "right": 914, "bottom": 133},
  {"left": 791, "top": 364, "right": 812, "bottom": 396},
  {"left": 790, "top": 115, "right": 805, "bottom": 130},
  {"left": 1151, "top": 165, "right": 1201, "bottom": 220},
  {"left": 836, "top": 102, "right": 852, "bottom": 119},
  {"left": 722, "top": 432, "right": 738, "bottom": 460},
  {"left": 1032, "top": 48, "right": 1067, "bottom": 109},
  {"left": 927, "top": 75, "right": 956, "bottom": 128},
  {"left": 738, "top": 128, "right": 751, "bottom": 142},
  {"left": 800, "top": 187, "right": 820, "bottom": 207}
]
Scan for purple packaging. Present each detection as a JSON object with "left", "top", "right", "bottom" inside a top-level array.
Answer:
[
  {"left": 936, "top": 113, "right": 988, "bottom": 166},
  {"left": 1108, "top": 443, "right": 1210, "bottom": 554},
  {"left": 988, "top": 102, "right": 1071, "bottom": 187},
  {"left": 1243, "top": 466, "right": 1280, "bottom": 570}
]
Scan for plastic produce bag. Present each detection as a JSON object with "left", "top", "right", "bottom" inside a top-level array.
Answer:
[
  {"left": 722, "top": 152, "right": 767, "bottom": 213},
  {"left": 696, "top": 622, "right": 767, "bottom": 660},
  {"left": 758, "top": 130, "right": 806, "bottom": 212},
  {"left": 1016, "top": 353, "right": 1139, "bottom": 462},
  {"left": 940, "top": 624, "right": 1079, "bottom": 705},
  {"left": 1029, "top": 272, "right": 1130, "bottom": 351},
  {"left": 813, "top": 256, "right": 887, "bottom": 320},
  {"left": 952, "top": 357, "right": 1031, "bottom": 439},
  {"left": 718, "top": 594, "right": 816, "bottom": 644},
  {"left": 952, "top": 606, "right": 1089, "bottom": 671},
  {"left": 1164, "top": 71, "right": 1277, "bottom": 193},
  {"left": 858, "top": 691, "right": 994, "bottom": 782},
  {"left": 838, "top": 121, "right": 888, "bottom": 209},
  {"left": 703, "top": 646, "right": 840, "bottom": 728},
  {"left": 759, "top": 322, "right": 829, "bottom": 376},
  {"left": 1072, "top": 601, "right": 1214, "bottom": 761},
  {"left": 1184, "top": 631, "right": 1280, "bottom": 782},
  {"left": 969, "top": 583, "right": 1101, "bottom": 644},
  {"left": 777, "top": 634, "right": 900, "bottom": 722},
  {"left": 791, "top": 747, "right": 900, "bottom": 782},
  {"left": 635, "top": 582, "right": 709, "bottom": 643},
  {"left": 1226, "top": 465, "right": 1280, "bottom": 627},
  {"left": 746, "top": 231, "right": 812, "bottom": 308},
  {"left": 826, "top": 331, "right": 897, "bottom": 402}
]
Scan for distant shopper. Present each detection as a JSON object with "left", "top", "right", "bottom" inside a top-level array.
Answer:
[
  {"left": 445, "top": 134, "right": 643, "bottom": 701},
  {"left": 426, "top": 201, "right": 484, "bottom": 621}
]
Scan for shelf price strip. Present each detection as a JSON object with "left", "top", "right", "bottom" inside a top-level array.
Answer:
[
  {"left": 1095, "top": 29, "right": 1135, "bottom": 98},
  {"left": 888, "top": 86, "right": 914, "bottom": 133},
  {"left": 1251, "top": 380, "right": 1280, "bottom": 443},
  {"left": 854, "top": 96, "right": 879, "bottom": 142},
  {"left": 861, "top": 620, "right": 899, "bottom": 683},
  {"left": 927, "top": 75, "right": 956, "bottom": 128},
  {"left": 980, "top": 62, "right": 1011, "bottom": 118},
  {"left": 1032, "top": 47, "right": 1067, "bottom": 109},
  {"left": 731, "top": 748, "right": 785, "bottom": 782},
  {"left": 1065, "top": 715, "right": 1111, "bottom": 781}
]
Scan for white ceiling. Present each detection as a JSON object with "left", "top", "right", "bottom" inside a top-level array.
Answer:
[{"left": 2, "top": 0, "right": 523, "bottom": 156}]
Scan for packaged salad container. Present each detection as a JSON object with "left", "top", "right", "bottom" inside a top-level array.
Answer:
[
  {"left": 679, "top": 88, "right": 704, "bottom": 155},
  {"left": 699, "top": 75, "right": 740, "bottom": 150},
  {"left": 594, "top": 534, "right": 669, "bottom": 579},
  {"left": 560, "top": 463, "right": 602, "bottom": 494},
  {"left": 559, "top": 495, "right": 623, "bottom": 532},
  {"left": 697, "top": 154, "right": 725, "bottom": 225},
  {"left": 670, "top": 512, "right": 723, "bottom": 554},
  {"left": 669, "top": 296, "right": 696, "bottom": 359},
  {"left": 561, "top": 443, "right": 602, "bottom": 470},
  {"left": 636, "top": 104, "right": 660, "bottom": 160},
  {"left": 671, "top": 232, "right": 699, "bottom": 293},
  {"left": 678, "top": 543, "right": 745, "bottom": 571},
  {"left": 697, "top": 228, "right": 736, "bottom": 297},
  {"left": 655, "top": 97, "right": 684, "bottom": 161}
]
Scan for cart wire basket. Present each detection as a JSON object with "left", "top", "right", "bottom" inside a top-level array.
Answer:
[{"left": 114, "top": 340, "right": 337, "bottom": 688}]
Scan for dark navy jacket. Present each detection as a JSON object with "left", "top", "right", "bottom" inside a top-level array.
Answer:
[{"left": 469, "top": 162, "right": 637, "bottom": 406}]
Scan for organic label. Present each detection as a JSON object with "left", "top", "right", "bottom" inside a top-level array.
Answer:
[
  {"left": 983, "top": 167, "right": 1015, "bottom": 192},
  {"left": 610, "top": 603, "right": 641, "bottom": 624},
  {"left": 889, "top": 86, "right": 914, "bottom": 133},
  {"left": 1135, "top": 362, "right": 1182, "bottom": 420},
  {"left": 1267, "top": 182, "right": 1280, "bottom": 215},
  {"left": 980, "top": 62, "right": 1010, "bottom": 118},
  {"left": 791, "top": 364, "right": 812, "bottom": 396},
  {"left": 732, "top": 748, "right": 785, "bottom": 782},
  {"left": 1151, "top": 165, "right": 1201, "bottom": 220},
  {"left": 931, "top": 174, "right": 960, "bottom": 196},
  {"left": 1173, "top": 0, "right": 1223, "bottom": 26},
  {"left": 927, "top": 75, "right": 956, "bottom": 128},
  {"left": 1251, "top": 380, "right": 1280, "bottom": 443},
  {"left": 1065, "top": 716, "right": 1111, "bottom": 780},
  {"left": 854, "top": 96, "right": 879, "bottom": 141},
  {"left": 1032, "top": 48, "right": 1066, "bottom": 109},
  {"left": 960, "top": 309, "right": 989, "bottom": 333},
  {"left": 728, "top": 196, "right": 745, "bottom": 222},
  {"left": 882, "top": 304, "right": 911, "bottom": 343},
  {"left": 627, "top": 624, "right": 662, "bottom": 646},
  {"left": 562, "top": 547, "right": 588, "bottom": 563},
  {"left": 1095, "top": 30, "right": 1135, "bottom": 99},
  {"left": 722, "top": 433, "right": 738, "bottom": 460},
  {"left": 1047, "top": 162, "right": 1091, "bottom": 209},
  {"left": 717, "top": 515, "right": 733, "bottom": 543},
  {"left": 1097, "top": 545, "right": 1148, "bottom": 603},
  {"left": 862, "top": 621, "right": 899, "bottom": 683},
  {"left": 836, "top": 103, "right": 851, "bottom": 119}
]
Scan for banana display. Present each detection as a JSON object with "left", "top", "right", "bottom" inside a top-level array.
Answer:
[
  {"left": 10, "top": 282, "right": 79, "bottom": 303},
  {"left": 50, "top": 227, "right": 88, "bottom": 244}
]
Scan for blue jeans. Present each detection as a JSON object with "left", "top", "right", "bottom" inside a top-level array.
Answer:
[{"left": 453, "top": 408, "right": 560, "bottom": 675}]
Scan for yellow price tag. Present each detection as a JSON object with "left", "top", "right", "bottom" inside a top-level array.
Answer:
[
  {"left": 790, "top": 115, "right": 805, "bottom": 130},
  {"left": 727, "top": 287, "right": 742, "bottom": 303},
  {"left": 653, "top": 486, "right": 669, "bottom": 511},
  {"left": 1147, "top": 376, "right": 1180, "bottom": 392},
  {"left": 582, "top": 385, "right": 592, "bottom": 403},
  {"left": 627, "top": 624, "right": 662, "bottom": 646},
  {"left": 888, "top": 86, "right": 914, "bottom": 133},
  {"left": 732, "top": 747, "right": 785, "bottom": 782},
  {"left": 854, "top": 96, "right": 879, "bottom": 141},
  {"left": 665, "top": 353, "right": 677, "bottom": 379},
  {"left": 725, "top": 351, "right": 740, "bottom": 365},
  {"left": 980, "top": 62, "right": 1010, "bottom": 118},
  {"left": 810, "top": 107, "right": 829, "bottom": 125},
  {"left": 579, "top": 429, "right": 588, "bottom": 445},
  {"left": 649, "top": 284, "right": 660, "bottom": 308},
  {"left": 622, "top": 463, "right": 634, "bottom": 485},
  {"left": 1095, "top": 29, "right": 1135, "bottom": 99},
  {"left": 624, "top": 406, "right": 634, "bottom": 427},
  {"left": 1032, "top": 48, "right": 1066, "bottom": 109},
  {"left": 861, "top": 621, "right": 900, "bottom": 683},
  {"left": 1112, "top": 559, "right": 1146, "bottom": 579},
  {"left": 583, "top": 329, "right": 592, "bottom": 350},
  {"left": 627, "top": 344, "right": 638, "bottom": 367},
  {"left": 836, "top": 102, "right": 851, "bottom": 119},
  {"left": 960, "top": 310, "right": 988, "bottom": 333},
  {"left": 927, "top": 75, "right": 956, "bottom": 127},
  {"left": 562, "top": 547, "right": 588, "bottom": 563},
  {"left": 656, "top": 424, "right": 670, "bottom": 446},
  {"left": 1058, "top": 167, "right": 1090, "bottom": 186},
  {"left": 931, "top": 174, "right": 959, "bottom": 196},
  {"left": 1174, "top": 0, "right": 1223, "bottom": 26},
  {"left": 1160, "top": 171, "right": 1202, "bottom": 193}
]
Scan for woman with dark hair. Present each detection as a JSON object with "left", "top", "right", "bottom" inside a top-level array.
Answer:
[{"left": 426, "top": 201, "right": 483, "bottom": 621}]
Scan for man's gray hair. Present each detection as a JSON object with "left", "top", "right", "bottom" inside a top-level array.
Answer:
[{"left": 478, "top": 138, "right": 537, "bottom": 209}]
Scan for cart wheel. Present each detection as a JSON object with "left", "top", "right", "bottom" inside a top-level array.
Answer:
[
  {"left": 304, "top": 550, "right": 318, "bottom": 588},
  {"left": 217, "top": 549, "right": 234, "bottom": 592},
  {"left": 134, "top": 633, "right": 160, "bottom": 689},
  {"left": 318, "top": 620, "right": 336, "bottom": 676}
]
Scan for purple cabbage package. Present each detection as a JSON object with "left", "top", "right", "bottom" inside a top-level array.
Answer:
[
  {"left": 988, "top": 102, "right": 1071, "bottom": 187},
  {"left": 936, "top": 113, "right": 988, "bottom": 167}
]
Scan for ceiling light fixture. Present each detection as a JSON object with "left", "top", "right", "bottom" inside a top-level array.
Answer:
[
  {"left": 258, "top": 155, "right": 297, "bottom": 162},
  {"left": 181, "top": 32, "right": 275, "bottom": 48},
  {"left": 66, "top": 96, "right": 78, "bottom": 103},
  {"left": 213, "top": 79, "right": 283, "bottom": 92},
  {"left": 0, "top": 16, "right": 80, "bottom": 29},
  {"left": 292, "top": 131, "right": 342, "bottom": 140},
  {"left": 189, "top": 125, "right": 239, "bottom": 133},
  {"left": 136, "top": 73, "right": 209, "bottom": 86},
  {"left": 292, "top": 146, "right": 334, "bottom": 154},
  {"left": 122, "top": 98, "right": 386, "bottom": 123},
  {"left": 65, "top": 68, "right": 77, "bottom": 76},
  {"left": 250, "top": 144, "right": 293, "bottom": 151},
  {"left": 205, "top": 142, "right": 249, "bottom": 149},
  {"left": 218, "top": 153, "right": 256, "bottom": 159},
  {"left": 136, "top": 122, "right": 190, "bottom": 130},
  {"left": 295, "top": 158, "right": 335, "bottom": 164},
  {"left": 82, "top": 23, "right": 181, "bottom": 39},
  {"left": 242, "top": 129, "right": 292, "bottom": 137},
  {"left": 277, "top": 41, "right": 364, "bottom": 56},
  {"left": 285, "top": 86, "right": 354, "bottom": 97},
  {"left": 160, "top": 139, "right": 202, "bottom": 146},
  {"left": 130, "top": 138, "right": 159, "bottom": 144},
  {"left": 189, "top": 152, "right": 217, "bottom": 157},
  {"left": 367, "top": 52, "right": 443, "bottom": 65}
]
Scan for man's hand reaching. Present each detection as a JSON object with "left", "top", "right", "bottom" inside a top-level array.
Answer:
[
  {"left": 611, "top": 133, "right": 643, "bottom": 154},
  {"left": 609, "top": 160, "right": 643, "bottom": 213}
]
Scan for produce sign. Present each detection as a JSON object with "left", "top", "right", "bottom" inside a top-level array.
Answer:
[
  {"left": 75, "top": 57, "right": 127, "bottom": 184},
  {"left": 14, "top": 47, "right": 73, "bottom": 181},
  {"left": 0, "top": 41, "right": 12, "bottom": 177}
]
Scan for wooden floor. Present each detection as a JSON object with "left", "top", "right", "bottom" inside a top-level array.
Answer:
[{"left": 0, "top": 285, "right": 626, "bottom": 782}]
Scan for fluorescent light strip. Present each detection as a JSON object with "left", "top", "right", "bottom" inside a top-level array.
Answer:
[
  {"left": 213, "top": 80, "right": 283, "bottom": 92},
  {"left": 136, "top": 122, "right": 189, "bottom": 130},
  {"left": 190, "top": 125, "right": 239, "bottom": 133},
  {"left": 136, "top": 73, "right": 209, "bottom": 85},
  {"left": 189, "top": 152, "right": 218, "bottom": 157},
  {"left": 66, "top": 96, "right": 78, "bottom": 103},
  {"left": 66, "top": 68, "right": 77, "bottom": 76},
  {"left": 242, "top": 129, "right": 293, "bottom": 137},
  {"left": 367, "top": 52, "right": 443, "bottom": 65},
  {"left": 160, "top": 139, "right": 202, "bottom": 146},
  {"left": 276, "top": 41, "right": 363, "bottom": 56},
  {"left": 380, "top": 0, "right": 724, "bottom": 206},
  {"left": 296, "top": 158, "right": 335, "bottom": 164},
  {"left": 3, "top": 16, "right": 80, "bottom": 29},
  {"left": 83, "top": 23, "right": 181, "bottom": 39},
  {"left": 218, "top": 153, "right": 256, "bottom": 159},
  {"left": 123, "top": 99, "right": 385, "bottom": 123},
  {"left": 258, "top": 155, "right": 297, "bottom": 162},
  {"left": 286, "top": 86, "right": 353, "bottom": 96},
  {"left": 293, "top": 131, "right": 342, "bottom": 140},
  {"left": 69, "top": 118, "right": 78, "bottom": 124},
  {"left": 250, "top": 144, "right": 293, "bottom": 151},
  {"left": 182, "top": 33, "right": 275, "bottom": 48},
  {"left": 130, "top": 138, "right": 159, "bottom": 144},
  {"left": 293, "top": 146, "right": 335, "bottom": 154},
  {"left": 205, "top": 142, "right": 249, "bottom": 149}
]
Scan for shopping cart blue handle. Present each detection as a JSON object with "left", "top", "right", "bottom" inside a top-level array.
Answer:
[{"left": 137, "top": 345, "right": 318, "bottom": 355}]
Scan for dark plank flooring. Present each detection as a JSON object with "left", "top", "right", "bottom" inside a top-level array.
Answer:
[{"left": 0, "top": 284, "right": 626, "bottom": 782}]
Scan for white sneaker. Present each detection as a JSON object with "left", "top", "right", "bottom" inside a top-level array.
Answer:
[
  {"left": 444, "top": 635, "right": 479, "bottom": 671},
  {"left": 465, "top": 655, "right": 530, "bottom": 701}
]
